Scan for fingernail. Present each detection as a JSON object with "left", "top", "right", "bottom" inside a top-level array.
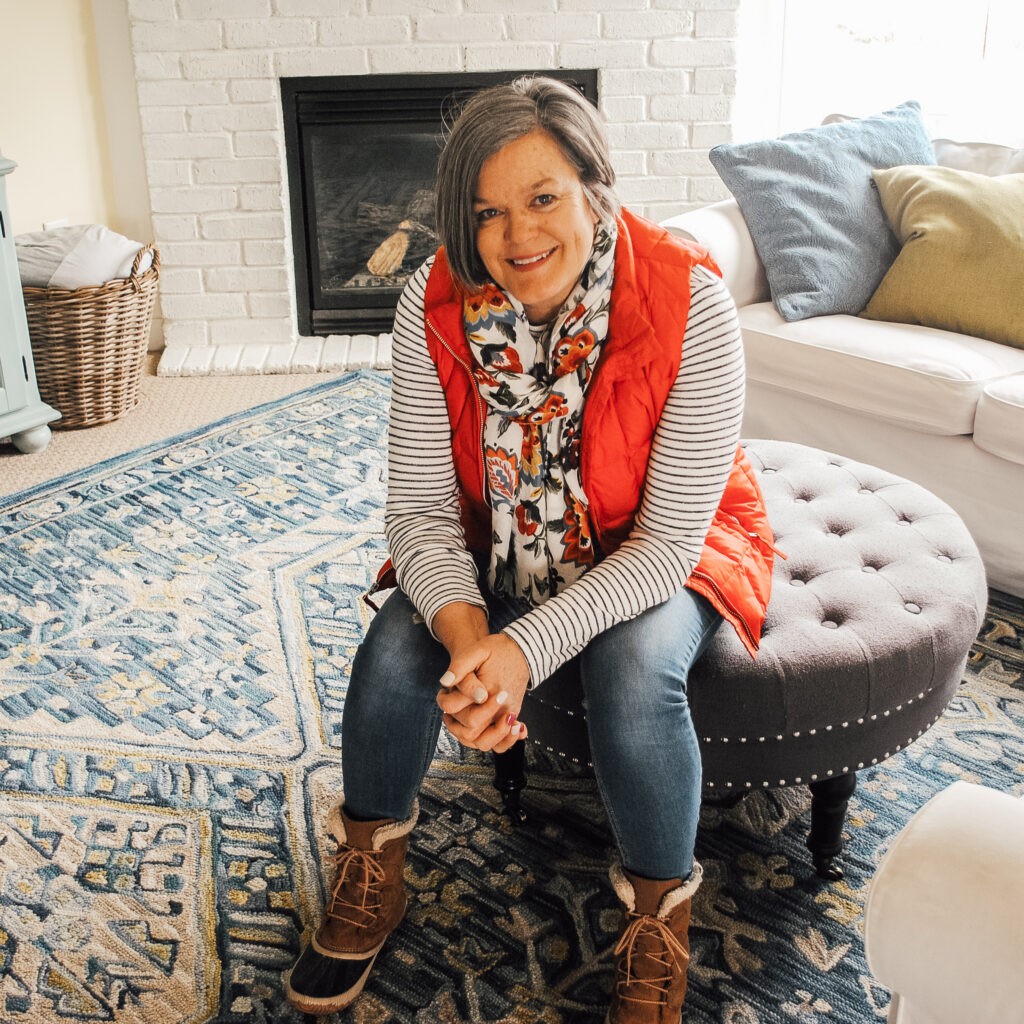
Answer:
[
  {"left": 517, "top": 723, "right": 526, "bottom": 734},
  {"left": 505, "top": 713, "right": 517, "bottom": 726},
  {"left": 496, "top": 690, "right": 508, "bottom": 705},
  {"left": 440, "top": 671, "right": 455, "bottom": 687},
  {"left": 473, "top": 688, "right": 488, "bottom": 703}
]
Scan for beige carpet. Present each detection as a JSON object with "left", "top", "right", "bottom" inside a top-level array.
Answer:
[{"left": 0, "top": 354, "right": 344, "bottom": 499}]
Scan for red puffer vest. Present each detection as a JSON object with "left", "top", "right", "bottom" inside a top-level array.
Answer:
[{"left": 420, "top": 209, "right": 775, "bottom": 657}]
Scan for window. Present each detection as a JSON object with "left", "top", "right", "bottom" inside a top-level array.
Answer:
[{"left": 735, "top": 0, "right": 1022, "bottom": 144}]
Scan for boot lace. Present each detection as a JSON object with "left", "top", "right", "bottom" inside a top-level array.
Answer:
[
  {"left": 325, "top": 847, "right": 386, "bottom": 929},
  {"left": 614, "top": 912, "right": 690, "bottom": 1006}
]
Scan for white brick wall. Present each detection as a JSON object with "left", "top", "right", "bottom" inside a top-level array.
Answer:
[{"left": 128, "top": 0, "right": 738, "bottom": 375}]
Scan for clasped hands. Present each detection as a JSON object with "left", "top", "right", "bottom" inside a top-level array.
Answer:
[{"left": 433, "top": 603, "right": 530, "bottom": 754}]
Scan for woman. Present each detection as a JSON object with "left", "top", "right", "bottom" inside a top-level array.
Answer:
[{"left": 285, "top": 76, "right": 774, "bottom": 1023}]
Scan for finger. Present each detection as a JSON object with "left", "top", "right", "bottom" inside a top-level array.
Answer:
[
  {"left": 442, "top": 712, "right": 485, "bottom": 746},
  {"left": 442, "top": 708, "right": 523, "bottom": 749},
  {"left": 438, "top": 679, "right": 509, "bottom": 717},
  {"left": 475, "top": 717, "right": 528, "bottom": 753},
  {"left": 437, "top": 669, "right": 484, "bottom": 709},
  {"left": 439, "top": 644, "right": 494, "bottom": 696},
  {"left": 439, "top": 672, "right": 492, "bottom": 706},
  {"left": 444, "top": 698, "right": 505, "bottom": 735},
  {"left": 440, "top": 650, "right": 484, "bottom": 688},
  {"left": 436, "top": 688, "right": 475, "bottom": 715},
  {"left": 492, "top": 723, "right": 528, "bottom": 755},
  {"left": 453, "top": 676, "right": 491, "bottom": 705}
]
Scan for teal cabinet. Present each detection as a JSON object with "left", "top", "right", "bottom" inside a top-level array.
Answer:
[{"left": 0, "top": 156, "right": 60, "bottom": 451}]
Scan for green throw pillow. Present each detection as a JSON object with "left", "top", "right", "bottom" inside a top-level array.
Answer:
[{"left": 863, "top": 165, "right": 1024, "bottom": 348}]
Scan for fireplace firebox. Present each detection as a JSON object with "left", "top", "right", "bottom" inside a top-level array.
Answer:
[{"left": 281, "top": 70, "right": 599, "bottom": 337}]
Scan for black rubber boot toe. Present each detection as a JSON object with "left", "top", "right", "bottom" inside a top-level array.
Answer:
[{"left": 283, "top": 935, "right": 383, "bottom": 1015}]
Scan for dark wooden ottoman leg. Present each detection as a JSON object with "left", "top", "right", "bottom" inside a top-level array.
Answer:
[
  {"left": 493, "top": 741, "right": 529, "bottom": 825},
  {"left": 807, "top": 773, "right": 857, "bottom": 880}
]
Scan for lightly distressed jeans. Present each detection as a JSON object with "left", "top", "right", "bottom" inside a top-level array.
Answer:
[{"left": 341, "top": 578, "right": 722, "bottom": 881}]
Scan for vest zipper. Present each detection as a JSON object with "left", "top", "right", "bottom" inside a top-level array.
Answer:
[
  {"left": 722, "top": 511, "right": 788, "bottom": 560},
  {"left": 689, "top": 568, "right": 759, "bottom": 652},
  {"left": 426, "top": 317, "right": 489, "bottom": 506}
]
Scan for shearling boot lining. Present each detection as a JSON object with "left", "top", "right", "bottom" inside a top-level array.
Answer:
[
  {"left": 327, "top": 799, "right": 420, "bottom": 850},
  {"left": 609, "top": 860, "right": 703, "bottom": 916}
]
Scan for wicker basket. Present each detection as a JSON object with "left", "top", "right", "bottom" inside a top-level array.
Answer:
[{"left": 23, "top": 245, "right": 160, "bottom": 429}]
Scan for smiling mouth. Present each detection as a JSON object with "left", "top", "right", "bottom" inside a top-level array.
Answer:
[{"left": 508, "top": 248, "right": 556, "bottom": 268}]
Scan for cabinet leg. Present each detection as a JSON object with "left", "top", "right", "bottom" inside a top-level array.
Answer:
[
  {"left": 11, "top": 424, "right": 52, "bottom": 454},
  {"left": 807, "top": 773, "right": 857, "bottom": 880},
  {"left": 493, "top": 741, "right": 528, "bottom": 825}
]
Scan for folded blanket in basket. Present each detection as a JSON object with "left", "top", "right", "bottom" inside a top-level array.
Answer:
[{"left": 16, "top": 224, "right": 153, "bottom": 289}]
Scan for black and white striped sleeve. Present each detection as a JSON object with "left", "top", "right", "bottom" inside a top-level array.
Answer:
[
  {"left": 502, "top": 266, "right": 745, "bottom": 685},
  {"left": 384, "top": 257, "right": 487, "bottom": 629}
]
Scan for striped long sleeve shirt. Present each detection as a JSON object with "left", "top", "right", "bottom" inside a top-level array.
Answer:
[{"left": 385, "top": 255, "right": 745, "bottom": 685}]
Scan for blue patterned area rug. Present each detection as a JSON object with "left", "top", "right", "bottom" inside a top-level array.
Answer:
[{"left": 1, "top": 370, "right": 1022, "bottom": 1024}]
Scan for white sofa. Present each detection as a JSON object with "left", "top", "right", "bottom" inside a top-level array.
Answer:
[
  {"left": 662, "top": 139, "right": 1024, "bottom": 599},
  {"left": 863, "top": 781, "right": 1024, "bottom": 1024}
]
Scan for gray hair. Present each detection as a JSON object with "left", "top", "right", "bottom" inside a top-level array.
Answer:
[{"left": 434, "top": 75, "right": 619, "bottom": 290}]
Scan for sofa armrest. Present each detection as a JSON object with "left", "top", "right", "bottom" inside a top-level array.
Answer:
[
  {"left": 864, "top": 781, "right": 1024, "bottom": 1024},
  {"left": 661, "top": 199, "right": 770, "bottom": 309}
]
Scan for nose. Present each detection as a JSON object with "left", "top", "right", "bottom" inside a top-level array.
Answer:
[{"left": 504, "top": 208, "right": 536, "bottom": 246}]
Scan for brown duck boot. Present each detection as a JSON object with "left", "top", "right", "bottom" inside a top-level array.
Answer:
[
  {"left": 605, "top": 861, "right": 703, "bottom": 1024},
  {"left": 284, "top": 800, "right": 417, "bottom": 1015}
]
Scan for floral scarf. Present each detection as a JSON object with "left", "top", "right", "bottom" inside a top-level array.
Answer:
[{"left": 465, "top": 222, "right": 616, "bottom": 605}]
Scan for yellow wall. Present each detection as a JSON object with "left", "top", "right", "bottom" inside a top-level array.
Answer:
[{"left": 0, "top": 0, "right": 116, "bottom": 235}]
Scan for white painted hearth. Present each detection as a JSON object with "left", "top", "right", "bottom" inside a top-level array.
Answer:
[{"left": 130, "top": 0, "right": 739, "bottom": 377}]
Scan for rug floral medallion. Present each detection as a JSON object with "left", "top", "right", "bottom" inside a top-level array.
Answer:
[{"left": 1, "top": 372, "right": 1021, "bottom": 1024}]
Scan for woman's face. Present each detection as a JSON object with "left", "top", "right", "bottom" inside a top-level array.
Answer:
[{"left": 473, "top": 129, "right": 600, "bottom": 324}]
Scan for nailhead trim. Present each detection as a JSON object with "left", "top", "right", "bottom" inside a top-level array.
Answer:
[
  {"left": 699, "top": 685, "right": 940, "bottom": 746},
  {"left": 700, "top": 709, "right": 944, "bottom": 790}
]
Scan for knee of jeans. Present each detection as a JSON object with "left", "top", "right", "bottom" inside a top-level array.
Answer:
[
  {"left": 350, "top": 605, "right": 444, "bottom": 701},
  {"left": 350, "top": 635, "right": 389, "bottom": 687},
  {"left": 581, "top": 643, "right": 685, "bottom": 719}
]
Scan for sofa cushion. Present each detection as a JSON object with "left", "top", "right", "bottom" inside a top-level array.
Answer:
[
  {"left": 708, "top": 101, "right": 935, "bottom": 322},
  {"left": 739, "top": 301, "right": 1024, "bottom": 435},
  {"left": 932, "top": 138, "right": 1024, "bottom": 175},
  {"left": 974, "top": 375, "right": 1024, "bottom": 466},
  {"left": 863, "top": 165, "right": 1024, "bottom": 349}
]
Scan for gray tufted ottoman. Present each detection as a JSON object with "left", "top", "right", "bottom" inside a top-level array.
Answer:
[{"left": 494, "top": 440, "right": 989, "bottom": 878}]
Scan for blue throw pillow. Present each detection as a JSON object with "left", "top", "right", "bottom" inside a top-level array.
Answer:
[{"left": 709, "top": 102, "right": 936, "bottom": 321}]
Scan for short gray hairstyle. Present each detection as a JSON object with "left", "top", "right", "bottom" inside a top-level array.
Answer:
[{"left": 434, "top": 75, "right": 619, "bottom": 290}]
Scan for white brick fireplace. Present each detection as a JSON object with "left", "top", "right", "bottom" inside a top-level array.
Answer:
[{"left": 129, "top": 0, "right": 739, "bottom": 377}]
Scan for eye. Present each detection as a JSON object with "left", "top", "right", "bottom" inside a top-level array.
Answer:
[
  {"left": 533, "top": 194, "right": 557, "bottom": 208},
  {"left": 475, "top": 207, "right": 500, "bottom": 224}
]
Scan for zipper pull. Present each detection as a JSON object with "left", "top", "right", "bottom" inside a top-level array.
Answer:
[{"left": 750, "top": 531, "right": 787, "bottom": 560}]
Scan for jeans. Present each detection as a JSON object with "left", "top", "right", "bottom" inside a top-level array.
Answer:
[{"left": 341, "top": 578, "right": 722, "bottom": 881}]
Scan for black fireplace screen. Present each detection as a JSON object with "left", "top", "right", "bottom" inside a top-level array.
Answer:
[{"left": 282, "top": 70, "right": 598, "bottom": 337}]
